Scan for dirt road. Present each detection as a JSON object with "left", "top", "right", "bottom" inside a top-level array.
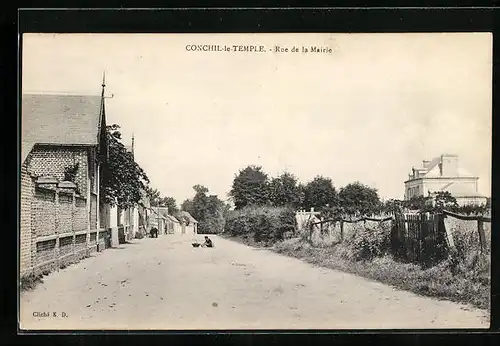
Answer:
[{"left": 20, "top": 235, "right": 489, "bottom": 330}]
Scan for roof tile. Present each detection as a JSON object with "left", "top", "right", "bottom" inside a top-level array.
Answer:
[{"left": 22, "top": 93, "right": 102, "bottom": 162}]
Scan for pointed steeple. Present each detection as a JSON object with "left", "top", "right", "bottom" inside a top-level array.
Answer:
[
  {"left": 131, "top": 133, "right": 135, "bottom": 160},
  {"left": 100, "top": 71, "right": 106, "bottom": 118},
  {"left": 98, "top": 71, "right": 109, "bottom": 162}
]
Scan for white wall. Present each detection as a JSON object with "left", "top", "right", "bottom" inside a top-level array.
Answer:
[
  {"left": 109, "top": 205, "right": 118, "bottom": 228},
  {"left": 423, "top": 178, "right": 477, "bottom": 196},
  {"left": 131, "top": 207, "right": 139, "bottom": 237},
  {"left": 405, "top": 177, "right": 479, "bottom": 200},
  {"left": 109, "top": 205, "right": 119, "bottom": 247}
]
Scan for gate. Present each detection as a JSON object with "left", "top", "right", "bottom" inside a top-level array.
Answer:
[{"left": 392, "top": 212, "right": 447, "bottom": 265}]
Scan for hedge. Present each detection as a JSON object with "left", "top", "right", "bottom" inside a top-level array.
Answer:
[{"left": 225, "top": 206, "right": 297, "bottom": 245}]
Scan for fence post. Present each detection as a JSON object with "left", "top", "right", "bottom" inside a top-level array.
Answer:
[
  {"left": 478, "top": 220, "right": 487, "bottom": 253},
  {"left": 443, "top": 215, "right": 456, "bottom": 252},
  {"left": 340, "top": 220, "right": 344, "bottom": 242}
]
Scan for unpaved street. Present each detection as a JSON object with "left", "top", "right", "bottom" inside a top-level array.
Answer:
[{"left": 20, "top": 235, "right": 489, "bottom": 330}]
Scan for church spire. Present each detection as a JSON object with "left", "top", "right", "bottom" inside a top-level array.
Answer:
[
  {"left": 99, "top": 71, "right": 106, "bottom": 126},
  {"left": 131, "top": 133, "right": 135, "bottom": 159}
]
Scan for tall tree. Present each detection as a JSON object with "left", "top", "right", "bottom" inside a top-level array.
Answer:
[
  {"left": 183, "top": 185, "right": 226, "bottom": 234},
  {"left": 338, "top": 182, "right": 381, "bottom": 216},
  {"left": 204, "top": 195, "right": 226, "bottom": 234},
  {"left": 100, "top": 124, "right": 149, "bottom": 209},
  {"left": 145, "top": 186, "right": 162, "bottom": 206},
  {"left": 269, "top": 172, "right": 302, "bottom": 208},
  {"left": 160, "top": 196, "right": 179, "bottom": 214},
  {"left": 181, "top": 199, "right": 194, "bottom": 213},
  {"left": 190, "top": 185, "right": 210, "bottom": 222},
  {"left": 302, "top": 176, "right": 337, "bottom": 211},
  {"left": 230, "top": 165, "right": 270, "bottom": 209}
]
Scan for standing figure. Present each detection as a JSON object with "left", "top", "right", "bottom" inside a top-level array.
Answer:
[{"left": 150, "top": 227, "right": 159, "bottom": 238}]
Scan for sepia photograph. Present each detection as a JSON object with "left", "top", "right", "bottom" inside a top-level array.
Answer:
[{"left": 19, "top": 32, "right": 491, "bottom": 330}]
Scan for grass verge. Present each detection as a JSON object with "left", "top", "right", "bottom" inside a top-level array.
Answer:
[
  {"left": 271, "top": 238, "right": 490, "bottom": 311},
  {"left": 20, "top": 273, "right": 44, "bottom": 292}
]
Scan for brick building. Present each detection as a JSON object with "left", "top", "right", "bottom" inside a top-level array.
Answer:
[{"left": 20, "top": 82, "right": 109, "bottom": 277}]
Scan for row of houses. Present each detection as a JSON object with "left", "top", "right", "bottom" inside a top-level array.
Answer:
[
  {"left": 148, "top": 207, "right": 198, "bottom": 235},
  {"left": 20, "top": 78, "right": 198, "bottom": 278}
]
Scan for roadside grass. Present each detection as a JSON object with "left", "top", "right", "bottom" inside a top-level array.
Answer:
[
  {"left": 272, "top": 237, "right": 490, "bottom": 311},
  {"left": 20, "top": 273, "right": 44, "bottom": 292},
  {"left": 220, "top": 233, "right": 273, "bottom": 248}
]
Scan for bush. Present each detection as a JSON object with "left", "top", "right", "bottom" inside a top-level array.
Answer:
[
  {"left": 446, "top": 227, "right": 491, "bottom": 287},
  {"left": 225, "top": 206, "right": 296, "bottom": 245},
  {"left": 341, "top": 221, "right": 391, "bottom": 261},
  {"left": 20, "top": 273, "right": 44, "bottom": 291}
]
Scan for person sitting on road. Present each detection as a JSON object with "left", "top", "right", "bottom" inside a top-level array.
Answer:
[{"left": 201, "top": 236, "right": 213, "bottom": 248}]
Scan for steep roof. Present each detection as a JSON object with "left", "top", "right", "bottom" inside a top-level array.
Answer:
[
  {"left": 149, "top": 208, "right": 168, "bottom": 220},
  {"left": 420, "top": 157, "right": 442, "bottom": 177},
  {"left": 138, "top": 189, "right": 151, "bottom": 208},
  {"left": 414, "top": 155, "right": 477, "bottom": 179},
  {"left": 166, "top": 215, "right": 180, "bottom": 223},
  {"left": 156, "top": 207, "right": 169, "bottom": 218},
  {"left": 22, "top": 93, "right": 103, "bottom": 163},
  {"left": 181, "top": 211, "right": 198, "bottom": 223},
  {"left": 435, "top": 183, "right": 486, "bottom": 198}
]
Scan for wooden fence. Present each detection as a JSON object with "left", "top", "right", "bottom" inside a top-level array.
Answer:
[
  {"left": 306, "top": 210, "right": 491, "bottom": 265},
  {"left": 391, "top": 213, "right": 447, "bottom": 264}
]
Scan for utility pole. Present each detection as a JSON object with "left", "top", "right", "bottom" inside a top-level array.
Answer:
[{"left": 157, "top": 204, "right": 160, "bottom": 235}]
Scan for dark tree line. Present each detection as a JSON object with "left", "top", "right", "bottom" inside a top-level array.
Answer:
[
  {"left": 100, "top": 124, "right": 150, "bottom": 209},
  {"left": 229, "top": 165, "right": 382, "bottom": 216},
  {"left": 181, "top": 185, "right": 231, "bottom": 234},
  {"left": 228, "top": 165, "right": 489, "bottom": 217}
]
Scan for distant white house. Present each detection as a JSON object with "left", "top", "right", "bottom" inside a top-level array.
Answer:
[
  {"left": 165, "top": 214, "right": 181, "bottom": 234},
  {"left": 149, "top": 207, "right": 168, "bottom": 234},
  {"left": 180, "top": 211, "right": 198, "bottom": 235},
  {"left": 404, "top": 154, "right": 487, "bottom": 206}
]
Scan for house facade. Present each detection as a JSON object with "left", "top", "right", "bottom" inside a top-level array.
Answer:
[
  {"left": 404, "top": 154, "right": 487, "bottom": 206},
  {"left": 149, "top": 207, "right": 168, "bottom": 234},
  {"left": 180, "top": 211, "right": 198, "bottom": 235},
  {"left": 165, "top": 214, "right": 181, "bottom": 234},
  {"left": 21, "top": 87, "right": 108, "bottom": 276}
]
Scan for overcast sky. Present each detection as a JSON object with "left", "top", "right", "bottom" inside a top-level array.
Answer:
[{"left": 22, "top": 33, "right": 492, "bottom": 205}]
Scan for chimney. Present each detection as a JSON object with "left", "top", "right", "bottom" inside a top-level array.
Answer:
[
  {"left": 423, "top": 160, "right": 430, "bottom": 168},
  {"left": 440, "top": 154, "right": 459, "bottom": 177}
]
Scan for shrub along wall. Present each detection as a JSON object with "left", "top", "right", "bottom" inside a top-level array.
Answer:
[{"left": 225, "top": 206, "right": 297, "bottom": 245}]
